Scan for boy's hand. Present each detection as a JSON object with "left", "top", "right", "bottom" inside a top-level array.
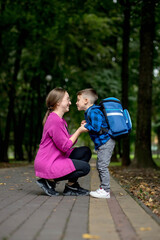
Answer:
[{"left": 81, "top": 120, "right": 86, "bottom": 126}]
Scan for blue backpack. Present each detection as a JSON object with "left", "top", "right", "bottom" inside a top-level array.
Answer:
[{"left": 87, "top": 97, "right": 132, "bottom": 139}]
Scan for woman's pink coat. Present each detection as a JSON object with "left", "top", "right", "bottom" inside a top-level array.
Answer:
[{"left": 34, "top": 112, "right": 76, "bottom": 179}]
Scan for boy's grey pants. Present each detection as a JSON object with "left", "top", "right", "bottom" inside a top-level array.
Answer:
[{"left": 97, "top": 138, "right": 115, "bottom": 191}]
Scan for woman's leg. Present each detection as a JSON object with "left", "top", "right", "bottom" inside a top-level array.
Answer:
[
  {"left": 56, "top": 146, "right": 91, "bottom": 182},
  {"left": 63, "top": 159, "right": 90, "bottom": 195},
  {"left": 54, "top": 159, "right": 90, "bottom": 182},
  {"left": 69, "top": 146, "right": 92, "bottom": 163},
  {"left": 54, "top": 151, "right": 91, "bottom": 195},
  {"left": 37, "top": 147, "right": 91, "bottom": 196}
]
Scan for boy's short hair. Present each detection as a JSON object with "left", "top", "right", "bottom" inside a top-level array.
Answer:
[{"left": 77, "top": 88, "right": 98, "bottom": 104}]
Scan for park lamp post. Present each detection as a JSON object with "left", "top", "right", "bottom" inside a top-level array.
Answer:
[
  {"left": 45, "top": 75, "right": 52, "bottom": 92},
  {"left": 46, "top": 74, "right": 52, "bottom": 85}
]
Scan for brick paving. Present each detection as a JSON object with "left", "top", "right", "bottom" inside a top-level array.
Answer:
[{"left": 0, "top": 161, "right": 159, "bottom": 240}]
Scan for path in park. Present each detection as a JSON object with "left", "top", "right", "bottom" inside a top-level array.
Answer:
[{"left": 0, "top": 159, "right": 159, "bottom": 240}]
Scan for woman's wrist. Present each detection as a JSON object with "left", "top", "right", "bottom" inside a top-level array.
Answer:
[{"left": 77, "top": 127, "right": 82, "bottom": 134}]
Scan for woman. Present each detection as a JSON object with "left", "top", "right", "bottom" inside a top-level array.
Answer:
[{"left": 34, "top": 88, "right": 91, "bottom": 196}]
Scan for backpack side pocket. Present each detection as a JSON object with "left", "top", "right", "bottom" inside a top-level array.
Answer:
[{"left": 124, "top": 109, "right": 132, "bottom": 132}]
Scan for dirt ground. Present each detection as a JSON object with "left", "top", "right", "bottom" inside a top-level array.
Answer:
[
  {"left": 109, "top": 166, "right": 160, "bottom": 218},
  {"left": 0, "top": 162, "right": 31, "bottom": 168}
]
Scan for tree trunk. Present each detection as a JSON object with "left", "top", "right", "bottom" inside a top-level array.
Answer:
[
  {"left": 156, "top": 126, "right": 160, "bottom": 159},
  {"left": 33, "top": 76, "right": 43, "bottom": 153},
  {"left": 111, "top": 146, "right": 119, "bottom": 162},
  {"left": 2, "top": 36, "right": 22, "bottom": 162},
  {"left": 0, "top": 130, "right": 4, "bottom": 161},
  {"left": 26, "top": 78, "right": 35, "bottom": 163},
  {"left": 13, "top": 111, "right": 26, "bottom": 160},
  {"left": 135, "top": 0, "right": 156, "bottom": 167},
  {"left": 121, "top": 0, "right": 131, "bottom": 166}
]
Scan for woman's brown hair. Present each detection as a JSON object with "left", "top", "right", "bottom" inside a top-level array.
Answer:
[{"left": 42, "top": 88, "right": 66, "bottom": 125}]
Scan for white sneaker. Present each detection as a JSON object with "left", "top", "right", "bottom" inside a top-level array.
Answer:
[{"left": 90, "top": 188, "right": 110, "bottom": 199}]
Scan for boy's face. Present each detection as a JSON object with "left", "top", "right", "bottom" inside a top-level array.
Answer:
[{"left": 76, "top": 94, "right": 88, "bottom": 111}]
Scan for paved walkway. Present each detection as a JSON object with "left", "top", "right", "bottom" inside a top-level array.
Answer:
[{"left": 0, "top": 160, "right": 159, "bottom": 240}]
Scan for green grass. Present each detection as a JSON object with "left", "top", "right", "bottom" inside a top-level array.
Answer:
[
  {"left": 6, "top": 152, "right": 160, "bottom": 168},
  {"left": 110, "top": 162, "right": 121, "bottom": 167},
  {"left": 154, "top": 159, "right": 160, "bottom": 167},
  {"left": 92, "top": 154, "right": 121, "bottom": 166},
  {"left": 92, "top": 153, "right": 160, "bottom": 167}
]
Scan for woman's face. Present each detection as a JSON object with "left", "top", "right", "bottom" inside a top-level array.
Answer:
[{"left": 59, "top": 92, "right": 71, "bottom": 113}]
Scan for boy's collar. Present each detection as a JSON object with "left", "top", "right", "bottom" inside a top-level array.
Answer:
[{"left": 85, "top": 104, "right": 95, "bottom": 113}]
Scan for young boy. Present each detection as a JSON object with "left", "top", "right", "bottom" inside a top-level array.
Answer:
[{"left": 76, "top": 88, "right": 115, "bottom": 198}]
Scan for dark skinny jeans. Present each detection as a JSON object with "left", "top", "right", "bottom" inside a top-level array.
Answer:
[{"left": 55, "top": 146, "right": 91, "bottom": 183}]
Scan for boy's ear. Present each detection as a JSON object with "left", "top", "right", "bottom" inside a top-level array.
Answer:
[{"left": 84, "top": 98, "right": 89, "bottom": 104}]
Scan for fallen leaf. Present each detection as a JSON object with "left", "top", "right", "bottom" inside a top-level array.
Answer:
[
  {"left": 139, "top": 184, "right": 145, "bottom": 189},
  {"left": 136, "top": 177, "right": 143, "bottom": 180},
  {"left": 146, "top": 202, "right": 153, "bottom": 207},
  {"left": 151, "top": 191, "right": 155, "bottom": 195},
  {"left": 82, "top": 233, "right": 100, "bottom": 239},
  {"left": 153, "top": 209, "right": 158, "bottom": 214},
  {"left": 0, "top": 183, "right": 6, "bottom": 185},
  {"left": 140, "top": 227, "right": 151, "bottom": 231},
  {"left": 149, "top": 198, "right": 153, "bottom": 203},
  {"left": 119, "top": 192, "right": 124, "bottom": 196}
]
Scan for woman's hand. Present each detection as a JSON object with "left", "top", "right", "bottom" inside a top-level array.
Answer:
[
  {"left": 69, "top": 123, "right": 88, "bottom": 144},
  {"left": 79, "top": 124, "right": 88, "bottom": 133}
]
